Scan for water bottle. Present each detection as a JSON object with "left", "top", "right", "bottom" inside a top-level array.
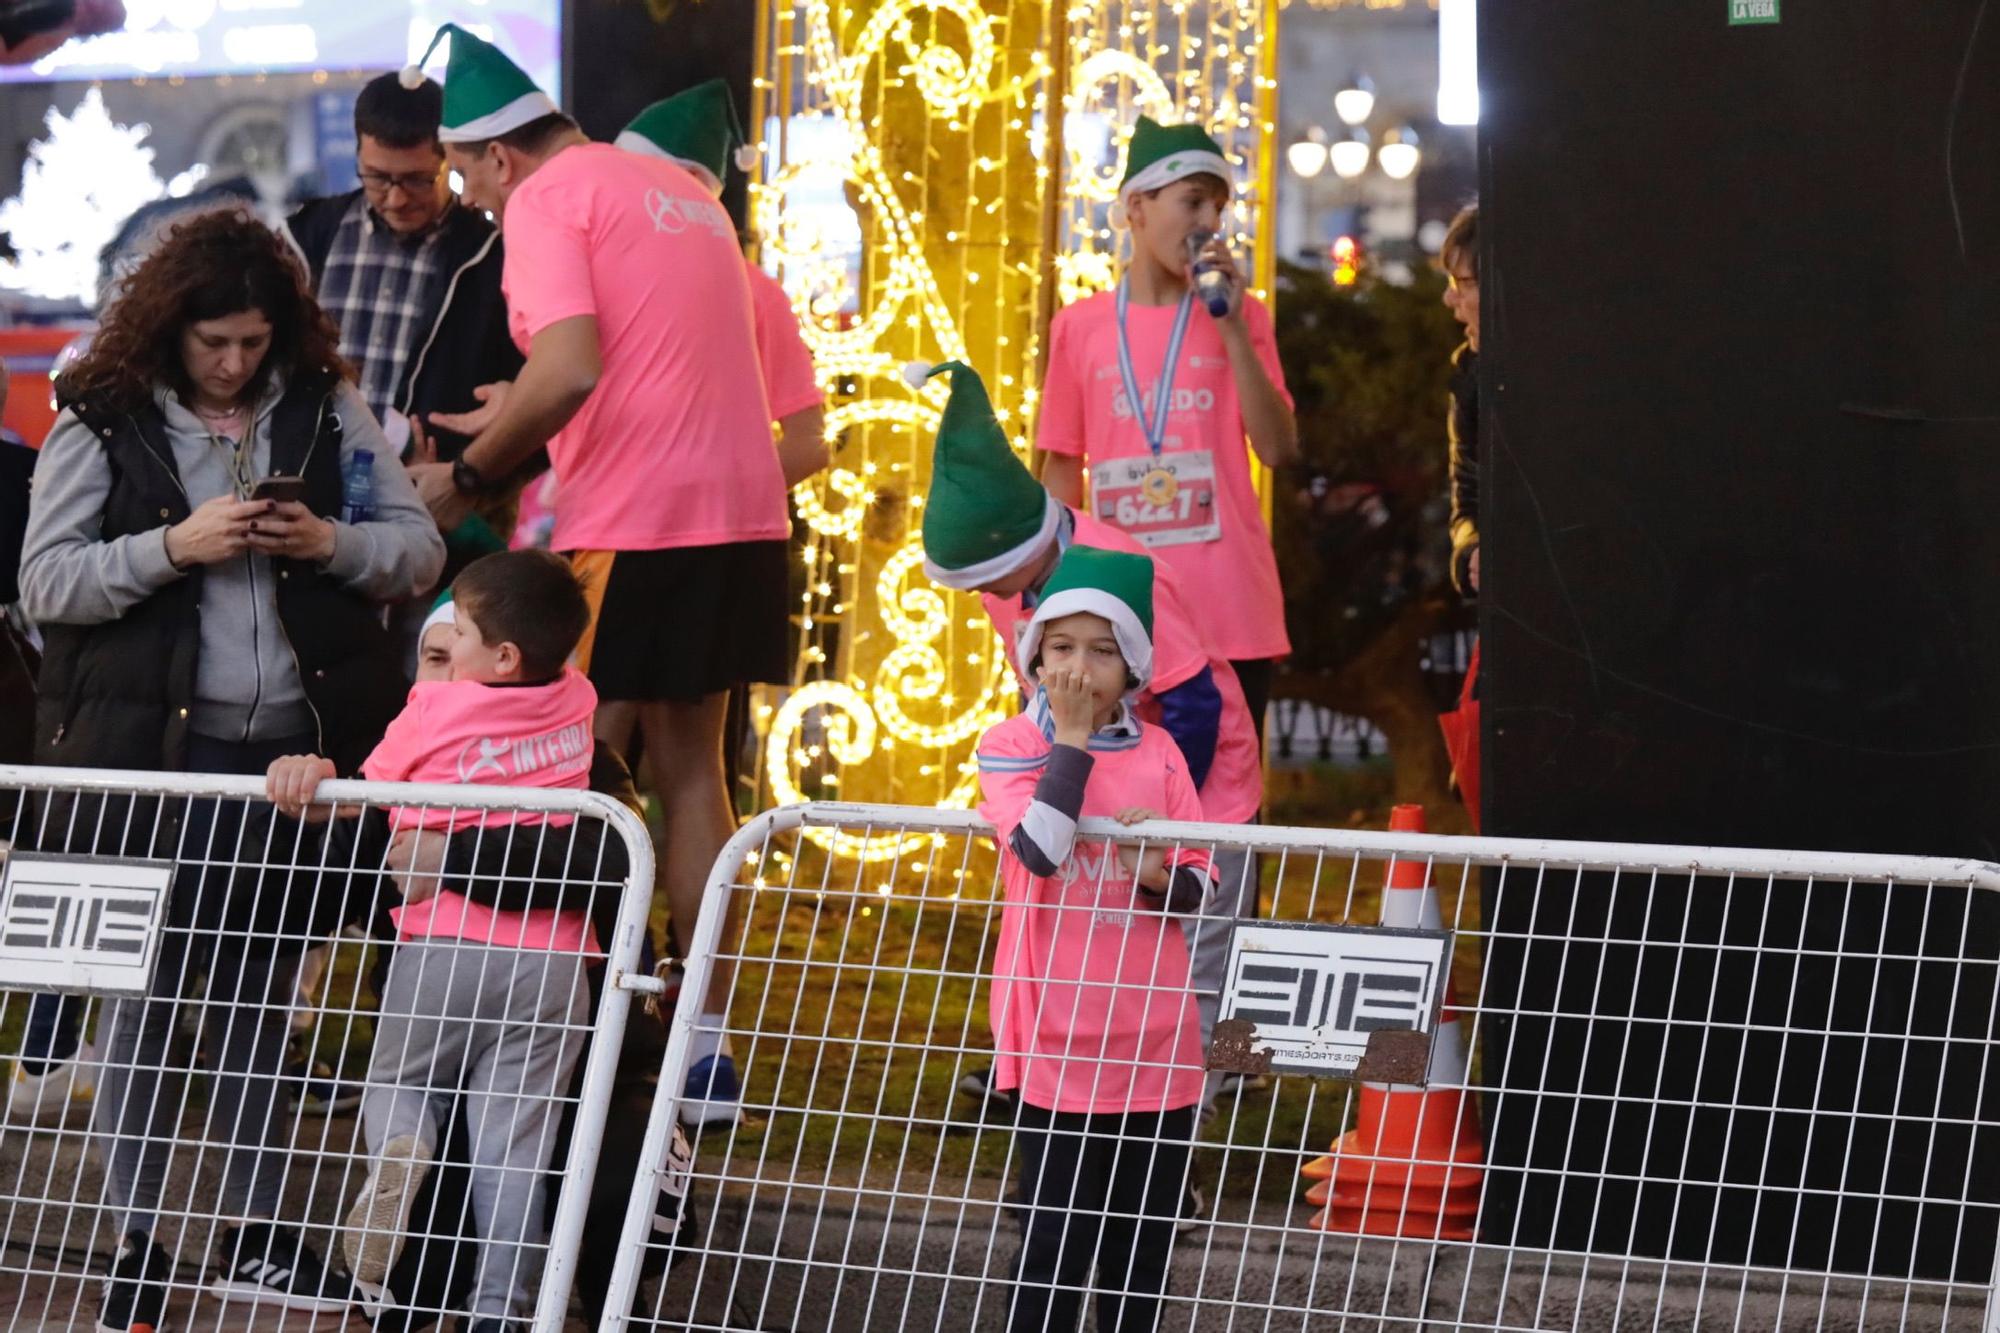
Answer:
[
  {"left": 1186, "top": 228, "right": 1232, "bottom": 318},
  {"left": 341, "top": 449, "right": 375, "bottom": 525}
]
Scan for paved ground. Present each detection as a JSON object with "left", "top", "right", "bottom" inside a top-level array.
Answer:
[{"left": 7, "top": 1101, "right": 1991, "bottom": 1331}]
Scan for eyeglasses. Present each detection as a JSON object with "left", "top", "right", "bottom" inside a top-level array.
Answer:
[
  {"left": 358, "top": 167, "right": 442, "bottom": 196},
  {"left": 1446, "top": 271, "right": 1480, "bottom": 293}
]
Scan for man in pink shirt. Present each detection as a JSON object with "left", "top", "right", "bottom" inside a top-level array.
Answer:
[
  {"left": 916, "top": 360, "right": 1261, "bottom": 1140},
  {"left": 404, "top": 26, "right": 779, "bottom": 1123},
  {"left": 1037, "top": 117, "right": 1301, "bottom": 733},
  {"left": 617, "top": 79, "right": 828, "bottom": 488}
]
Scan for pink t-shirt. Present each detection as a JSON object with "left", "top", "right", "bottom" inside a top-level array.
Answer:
[
  {"left": 1037, "top": 290, "right": 1293, "bottom": 660},
  {"left": 362, "top": 669, "right": 600, "bottom": 954},
  {"left": 745, "top": 262, "right": 822, "bottom": 420},
  {"left": 981, "top": 509, "right": 1261, "bottom": 824},
  {"left": 976, "top": 711, "right": 1211, "bottom": 1114},
  {"left": 502, "top": 145, "right": 788, "bottom": 553}
]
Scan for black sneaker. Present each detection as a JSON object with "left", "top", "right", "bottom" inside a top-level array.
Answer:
[
  {"left": 285, "top": 1057, "right": 365, "bottom": 1117},
  {"left": 97, "top": 1229, "right": 172, "bottom": 1333},
  {"left": 956, "top": 1065, "right": 1015, "bottom": 1115},
  {"left": 1176, "top": 1182, "right": 1208, "bottom": 1235},
  {"left": 208, "top": 1221, "right": 355, "bottom": 1314}
]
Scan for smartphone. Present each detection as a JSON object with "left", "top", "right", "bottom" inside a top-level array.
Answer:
[{"left": 250, "top": 476, "right": 308, "bottom": 505}]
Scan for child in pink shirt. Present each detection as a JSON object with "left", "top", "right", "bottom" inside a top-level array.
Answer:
[
  {"left": 266, "top": 549, "right": 600, "bottom": 1323},
  {"left": 1036, "top": 117, "right": 1300, "bottom": 731},
  {"left": 976, "top": 544, "right": 1214, "bottom": 1333}
]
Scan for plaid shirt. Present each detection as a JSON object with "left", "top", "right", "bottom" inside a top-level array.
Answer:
[{"left": 316, "top": 197, "right": 453, "bottom": 424}]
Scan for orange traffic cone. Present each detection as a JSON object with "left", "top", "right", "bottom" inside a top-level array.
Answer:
[{"left": 1300, "top": 803, "right": 1483, "bottom": 1239}]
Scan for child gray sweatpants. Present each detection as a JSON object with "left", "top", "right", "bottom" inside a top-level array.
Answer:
[{"left": 363, "top": 939, "right": 588, "bottom": 1319}]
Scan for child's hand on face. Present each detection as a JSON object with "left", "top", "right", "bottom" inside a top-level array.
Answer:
[
  {"left": 266, "top": 755, "right": 338, "bottom": 822},
  {"left": 1040, "top": 665, "right": 1097, "bottom": 748}
]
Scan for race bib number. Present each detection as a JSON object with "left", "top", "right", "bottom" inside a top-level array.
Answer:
[{"left": 1090, "top": 450, "right": 1222, "bottom": 548}]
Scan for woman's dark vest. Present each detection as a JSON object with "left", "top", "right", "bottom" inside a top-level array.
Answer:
[{"left": 35, "top": 375, "right": 406, "bottom": 778}]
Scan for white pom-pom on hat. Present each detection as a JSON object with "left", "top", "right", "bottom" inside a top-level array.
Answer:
[
  {"left": 734, "top": 143, "right": 761, "bottom": 173},
  {"left": 399, "top": 64, "right": 427, "bottom": 90},
  {"left": 902, "top": 361, "right": 935, "bottom": 390}
]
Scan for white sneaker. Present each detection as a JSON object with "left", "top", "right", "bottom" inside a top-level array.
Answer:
[
  {"left": 7, "top": 1044, "right": 97, "bottom": 1123},
  {"left": 342, "top": 1134, "right": 434, "bottom": 1285}
]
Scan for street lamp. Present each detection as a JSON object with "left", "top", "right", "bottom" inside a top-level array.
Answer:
[
  {"left": 1333, "top": 73, "right": 1376, "bottom": 128},
  {"left": 1378, "top": 125, "right": 1421, "bottom": 181},
  {"left": 1329, "top": 127, "right": 1371, "bottom": 180},
  {"left": 1286, "top": 133, "right": 1329, "bottom": 179}
]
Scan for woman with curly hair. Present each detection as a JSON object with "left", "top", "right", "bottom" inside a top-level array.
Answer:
[{"left": 18, "top": 206, "right": 443, "bottom": 1330}]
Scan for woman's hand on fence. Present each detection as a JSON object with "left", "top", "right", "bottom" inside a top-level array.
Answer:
[
  {"left": 387, "top": 830, "right": 447, "bottom": 906},
  {"left": 164, "top": 496, "right": 267, "bottom": 570},
  {"left": 246, "top": 502, "right": 337, "bottom": 563},
  {"left": 266, "top": 754, "right": 338, "bottom": 821}
]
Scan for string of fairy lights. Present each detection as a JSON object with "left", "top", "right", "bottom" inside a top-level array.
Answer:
[{"left": 749, "top": 0, "right": 1273, "bottom": 862}]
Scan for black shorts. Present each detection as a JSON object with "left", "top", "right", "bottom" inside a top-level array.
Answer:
[{"left": 568, "top": 541, "right": 790, "bottom": 702}]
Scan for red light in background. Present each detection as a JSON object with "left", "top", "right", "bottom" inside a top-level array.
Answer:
[{"left": 1330, "top": 234, "right": 1362, "bottom": 287}]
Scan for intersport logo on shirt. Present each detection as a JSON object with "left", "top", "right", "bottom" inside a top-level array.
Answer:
[
  {"left": 1111, "top": 385, "right": 1215, "bottom": 420},
  {"left": 456, "top": 722, "right": 594, "bottom": 782}
]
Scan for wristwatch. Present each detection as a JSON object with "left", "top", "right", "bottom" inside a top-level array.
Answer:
[{"left": 451, "top": 456, "right": 491, "bottom": 496}]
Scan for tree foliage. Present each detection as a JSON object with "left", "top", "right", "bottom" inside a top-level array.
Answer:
[{"left": 1270, "top": 258, "right": 1468, "bottom": 808}]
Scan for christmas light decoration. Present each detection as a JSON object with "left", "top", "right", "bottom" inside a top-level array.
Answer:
[
  {"left": 753, "top": 0, "right": 1274, "bottom": 861},
  {"left": 0, "top": 90, "right": 207, "bottom": 304}
]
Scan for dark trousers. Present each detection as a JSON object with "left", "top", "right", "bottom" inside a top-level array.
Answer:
[
  {"left": 18, "top": 731, "right": 317, "bottom": 1071},
  {"left": 20, "top": 992, "right": 80, "bottom": 1069},
  {"left": 1228, "top": 657, "right": 1275, "bottom": 746},
  {"left": 1009, "top": 1104, "right": 1195, "bottom": 1333}
]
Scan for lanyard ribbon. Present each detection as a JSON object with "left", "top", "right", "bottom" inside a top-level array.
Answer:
[{"left": 1114, "top": 277, "right": 1195, "bottom": 461}]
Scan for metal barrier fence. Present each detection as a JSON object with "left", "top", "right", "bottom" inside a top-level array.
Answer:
[
  {"left": 0, "top": 763, "right": 655, "bottom": 1333},
  {"left": 603, "top": 803, "right": 2000, "bottom": 1333}
]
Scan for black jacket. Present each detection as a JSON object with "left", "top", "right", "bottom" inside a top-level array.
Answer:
[
  {"left": 35, "top": 373, "right": 407, "bottom": 778},
  {"left": 1447, "top": 343, "right": 1479, "bottom": 597},
  {"left": 284, "top": 192, "right": 523, "bottom": 459}
]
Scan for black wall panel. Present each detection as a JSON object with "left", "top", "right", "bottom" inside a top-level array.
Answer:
[{"left": 1478, "top": 0, "right": 2000, "bottom": 1277}]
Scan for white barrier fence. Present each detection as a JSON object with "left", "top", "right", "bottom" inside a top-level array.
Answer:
[
  {"left": 0, "top": 763, "right": 655, "bottom": 1333},
  {"left": 5, "top": 781, "right": 1997, "bottom": 1331},
  {"left": 601, "top": 803, "right": 2000, "bottom": 1333}
]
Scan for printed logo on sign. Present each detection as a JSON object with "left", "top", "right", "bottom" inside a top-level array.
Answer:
[
  {"left": 1217, "top": 922, "right": 1450, "bottom": 1079},
  {"left": 1728, "top": 0, "right": 1779, "bottom": 23},
  {"left": 0, "top": 854, "right": 170, "bottom": 994}
]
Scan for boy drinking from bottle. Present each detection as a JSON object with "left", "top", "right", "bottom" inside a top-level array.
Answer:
[{"left": 1036, "top": 116, "right": 1299, "bottom": 729}]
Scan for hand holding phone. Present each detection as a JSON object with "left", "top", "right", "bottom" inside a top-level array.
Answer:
[{"left": 249, "top": 475, "right": 308, "bottom": 505}]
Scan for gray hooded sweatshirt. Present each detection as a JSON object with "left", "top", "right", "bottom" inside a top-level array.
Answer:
[{"left": 19, "top": 375, "right": 445, "bottom": 744}]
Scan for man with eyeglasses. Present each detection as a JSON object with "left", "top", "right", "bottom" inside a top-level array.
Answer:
[{"left": 284, "top": 71, "right": 522, "bottom": 469}]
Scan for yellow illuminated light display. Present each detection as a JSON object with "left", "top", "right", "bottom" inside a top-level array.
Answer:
[{"left": 752, "top": 0, "right": 1274, "bottom": 861}]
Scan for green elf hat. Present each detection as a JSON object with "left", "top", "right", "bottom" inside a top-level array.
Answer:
[
  {"left": 402, "top": 23, "right": 558, "bottom": 144},
  {"left": 420, "top": 590, "right": 456, "bottom": 640},
  {"left": 907, "top": 359, "right": 1061, "bottom": 591},
  {"left": 1018, "top": 545, "right": 1157, "bottom": 690},
  {"left": 1110, "top": 115, "right": 1232, "bottom": 228},
  {"left": 615, "top": 78, "right": 760, "bottom": 188}
]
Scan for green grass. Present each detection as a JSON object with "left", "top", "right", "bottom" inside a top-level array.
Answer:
[{"left": 696, "top": 758, "right": 1481, "bottom": 1215}]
